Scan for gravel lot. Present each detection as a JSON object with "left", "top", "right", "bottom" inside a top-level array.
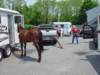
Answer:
[{"left": 0, "top": 36, "right": 100, "bottom": 75}]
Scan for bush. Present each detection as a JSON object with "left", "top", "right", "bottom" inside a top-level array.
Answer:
[{"left": 24, "top": 24, "right": 33, "bottom": 29}]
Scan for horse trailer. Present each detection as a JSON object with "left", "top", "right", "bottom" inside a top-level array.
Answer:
[
  {"left": 53, "top": 22, "right": 72, "bottom": 36},
  {"left": 0, "top": 8, "right": 24, "bottom": 61}
]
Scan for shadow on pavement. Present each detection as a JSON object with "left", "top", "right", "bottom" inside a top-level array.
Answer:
[
  {"left": 74, "top": 51, "right": 89, "bottom": 56},
  {"left": 86, "top": 55, "right": 100, "bottom": 75},
  {"left": 79, "top": 41, "right": 89, "bottom": 43},
  {"left": 11, "top": 48, "right": 37, "bottom": 62},
  {"left": 17, "top": 55, "right": 37, "bottom": 62},
  {"left": 67, "top": 43, "right": 78, "bottom": 45},
  {"left": 80, "top": 55, "right": 100, "bottom": 75}
]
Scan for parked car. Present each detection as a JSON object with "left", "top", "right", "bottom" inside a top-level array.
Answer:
[{"left": 38, "top": 25, "right": 58, "bottom": 45}]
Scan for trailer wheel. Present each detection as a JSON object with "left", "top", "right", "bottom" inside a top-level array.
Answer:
[
  {"left": 3, "top": 45, "right": 11, "bottom": 58},
  {"left": 0, "top": 50, "right": 3, "bottom": 61}
]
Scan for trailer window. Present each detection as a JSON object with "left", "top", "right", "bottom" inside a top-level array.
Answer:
[{"left": 15, "top": 16, "right": 21, "bottom": 24}]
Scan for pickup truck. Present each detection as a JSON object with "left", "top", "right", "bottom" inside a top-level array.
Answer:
[{"left": 38, "top": 25, "right": 58, "bottom": 45}]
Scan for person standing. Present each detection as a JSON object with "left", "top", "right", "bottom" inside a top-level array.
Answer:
[{"left": 71, "top": 25, "right": 79, "bottom": 44}]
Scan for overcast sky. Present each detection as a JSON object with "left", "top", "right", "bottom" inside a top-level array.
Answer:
[
  {"left": 25, "top": 0, "right": 64, "bottom": 6},
  {"left": 25, "top": 0, "right": 37, "bottom": 6}
]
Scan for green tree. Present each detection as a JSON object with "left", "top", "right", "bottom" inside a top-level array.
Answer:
[
  {"left": 2, "top": 0, "right": 26, "bottom": 12},
  {"left": 0, "top": 0, "right": 4, "bottom": 7},
  {"left": 78, "top": 0, "right": 97, "bottom": 24}
]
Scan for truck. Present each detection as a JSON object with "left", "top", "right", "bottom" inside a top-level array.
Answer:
[
  {"left": 0, "top": 8, "right": 24, "bottom": 61},
  {"left": 38, "top": 24, "right": 58, "bottom": 45}
]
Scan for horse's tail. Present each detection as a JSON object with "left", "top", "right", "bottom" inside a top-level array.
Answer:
[{"left": 38, "top": 29, "right": 44, "bottom": 51}]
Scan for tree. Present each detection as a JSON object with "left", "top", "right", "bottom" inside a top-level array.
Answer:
[
  {"left": 0, "top": 0, "right": 4, "bottom": 7},
  {"left": 78, "top": 0, "right": 97, "bottom": 24},
  {"left": 12, "top": 0, "right": 26, "bottom": 12},
  {"left": 2, "top": 0, "right": 26, "bottom": 12}
]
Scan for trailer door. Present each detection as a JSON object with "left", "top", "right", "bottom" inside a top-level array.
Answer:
[{"left": 14, "top": 15, "right": 24, "bottom": 44}]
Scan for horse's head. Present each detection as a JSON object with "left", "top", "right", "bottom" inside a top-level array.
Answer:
[{"left": 17, "top": 24, "right": 24, "bottom": 33}]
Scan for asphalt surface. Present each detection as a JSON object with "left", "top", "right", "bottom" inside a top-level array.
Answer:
[{"left": 0, "top": 36, "right": 100, "bottom": 75}]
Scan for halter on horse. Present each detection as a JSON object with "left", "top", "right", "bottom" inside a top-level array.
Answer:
[{"left": 17, "top": 24, "right": 44, "bottom": 62}]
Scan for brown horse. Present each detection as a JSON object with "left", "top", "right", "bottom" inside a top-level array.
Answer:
[{"left": 17, "top": 24, "right": 44, "bottom": 62}]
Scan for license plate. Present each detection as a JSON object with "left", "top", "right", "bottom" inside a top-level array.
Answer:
[
  {"left": 45, "top": 37, "right": 50, "bottom": 40},
  {"left": 43, "top": 37, "right": 50, "bottom": 40}
]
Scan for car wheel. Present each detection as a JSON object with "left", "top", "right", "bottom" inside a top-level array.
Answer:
[
  {"left": 3, "top": 45, "right": 11, "bottom": 58},
  {"left": 0, "top": 50, "right": 3, "bottom": 61}
]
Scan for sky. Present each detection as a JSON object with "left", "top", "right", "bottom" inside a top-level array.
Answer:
[
  {"left": 25, "top": 0, "right": 37, "bottom": 6},
  {"left": 25, "top": 0, "right": 63, "bottom": 6}
]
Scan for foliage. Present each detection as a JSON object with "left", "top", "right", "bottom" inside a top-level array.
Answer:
[
  {"left": 24, "top": 24, "right": 33, "bottom": 29},
  {"left": 0, "top": 0, "right": 4, "bottom": 7},
  {"left": 78, "top": 0, "right": 97, "bottom": 25},
  {"left": 0, "top": 0, "right": 98, "bottom": 26}
]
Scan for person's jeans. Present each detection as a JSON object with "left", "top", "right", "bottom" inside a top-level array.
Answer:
[{"left": 72, "top": 33, "right": 78, "bottom": 44}]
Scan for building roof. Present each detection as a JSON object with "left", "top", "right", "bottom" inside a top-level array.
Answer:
[
  {"left": 86, "top": 6, "right": 100, "bottom": 22},
  {"left": 0, "top": 8, "right": 20, "bottom": 14}
]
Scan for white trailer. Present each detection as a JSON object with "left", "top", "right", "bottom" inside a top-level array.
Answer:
[
  {"left": 0, "top": 8, "right": 24, "bottom": 61},
  {"left": 53, "top": 22, "right": 72, "bottom": 36}
]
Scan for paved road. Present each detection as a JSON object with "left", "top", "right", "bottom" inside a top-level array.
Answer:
[{"left": 0, "top": 36, "right": 100, "bottom": 75}]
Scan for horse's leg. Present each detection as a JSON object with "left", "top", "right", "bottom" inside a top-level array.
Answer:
[
  {"left": 33, "top": 42, "right": 41, "bottom": 62},
  {"left": 20, "top": 42, "right": 24, "bottom": 56},
  {"left": 24, "top": 43, "right": 27, "bottom": 56},
  {"left": 38, "top": 31, "right": 44, "bottom": 52}
]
